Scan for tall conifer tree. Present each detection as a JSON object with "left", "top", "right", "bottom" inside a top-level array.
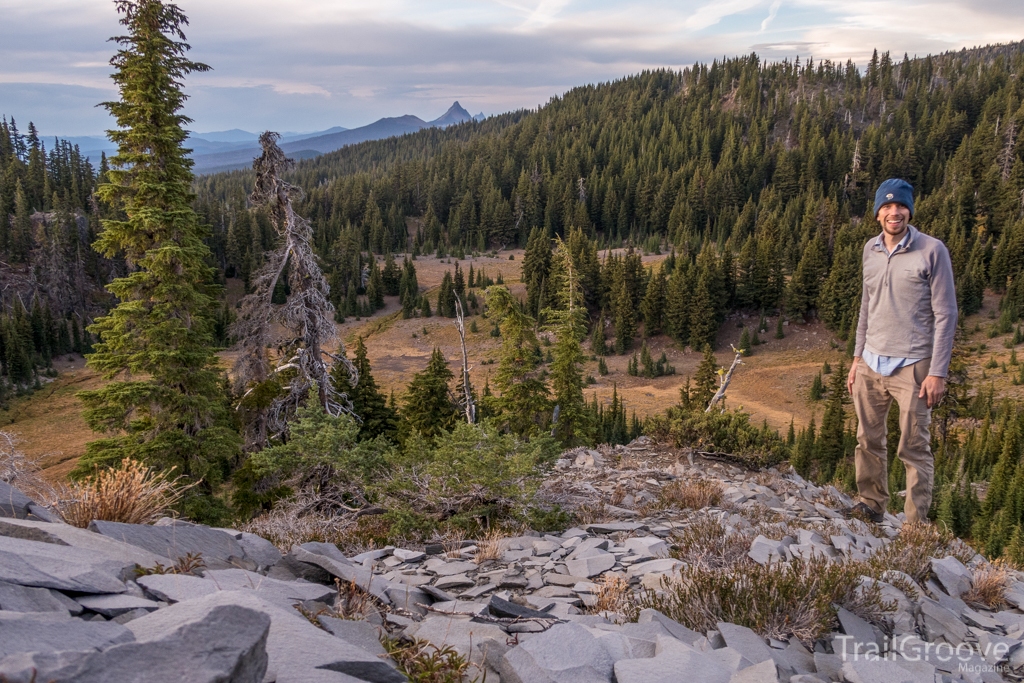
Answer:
[{"left": 76, "top": 0, "right": 239, "bottom": 485}]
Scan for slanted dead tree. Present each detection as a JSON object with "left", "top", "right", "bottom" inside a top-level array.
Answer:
[
  {"left": 705, "top": 345, "right": 744, "bottom": 413},
  {"left": 231, "top": 132, "right": 356, "bottom": 448},
  {"left": 453, "top": 297, "right": 475, "bottom": 423}
]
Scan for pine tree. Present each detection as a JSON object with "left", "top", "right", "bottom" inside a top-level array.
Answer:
[
  {"left": 485, "top": 286, "right": 549, "bottom": 435},
  {"left": 590, "top": 309, "right": 608, "bottom": 355},
  {"left": 366, "top": 258, "right": 384, "bottom": 310},
  {"left": 438, "top": 271, "right": 456, "bottom": 317},
  {"left": 547, "top": 240, "right": 593, "bottom": 446},
  {"left": 75, "top": 0, "right": 239, "bottom": 488},
  {"left": 690, "top": 345, "right": 718, "bottom": 410},
  {"left": 402, "top": 347, "right": 458, "bottom": 438},
  {"left": 640, "top": 268, "right": 667, "bottom": 335},
  {"left": 381, "top": 252, "right": 401, "bottom": 296},
  {"left": 612, "top": 278, "right": 636, "bottom": 354},
  {"left": 738, "top": 328, "right": 751, "bottom": 356},
  {"left": 331, "top": 337, "right": 398, "bottom": 441},
  {"left": 817, "top": 360, "right": 848, "bottom": 481}
]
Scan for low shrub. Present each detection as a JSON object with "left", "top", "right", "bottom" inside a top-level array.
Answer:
[
  {"left": 661, "top": 408, "right": 790, "bottom": 468},
  {"left": 659, "top": 478, "right": 723, "bottom": 510},
  {"left": 628, "top": 554, "right": 894, "bottom": 644}
]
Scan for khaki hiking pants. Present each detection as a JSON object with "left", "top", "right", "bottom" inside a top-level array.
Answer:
[{"left": 851, "top": 358, "right": 934, "bottom": 524}]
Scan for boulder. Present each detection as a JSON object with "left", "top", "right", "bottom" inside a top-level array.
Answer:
[
  {"left": 565, "top": 552, "right": 616, "bottom": 578},
  {"left": 88, "top": 520, "right": 249, "bottom": 570},
  {"left": 0, "top": 535, "right": 130, "bottom": 593},
  {"left": 0, "top": 599, "right": 270, "bottom": 683},
  {"left": 74, "top": 593, "right": 161, "bottom": 618},
  {"left": 0, "top": 579, "right": 78, "bottom": 614},
  {"left": 137, "top": 572, "right": 218, "bottom": 603},
  {"left": 290, "top": 545, "right": 395, "bottom": 604},
  {"left": 0, "top": 611, "right": 133, "bottom": 658},
  {"left": 615, "top": 647, "right": 732, "bottom": 683},
  {"left": 717, "top": 622, "right": 774, "bottom": 665},
  {"left": 0, "top": 481, "right": 57, "bottom": 521},
  {"left": 0, "top": 517, "right": 165, "bottom": 575},
  {"left": 502, "top": 621, "right": 615, "bottom": 683},
  {"left": 930, "top": 556, "right": 972, "bottom": 598},
  {"left": 157, "top": 591, "right": 404, "bottom": 683}
]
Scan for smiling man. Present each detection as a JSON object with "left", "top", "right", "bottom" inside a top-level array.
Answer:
[{"left": 845, "top": 178, "right": 958, "bottom": 525}]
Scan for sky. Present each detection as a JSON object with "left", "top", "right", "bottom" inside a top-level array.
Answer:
[{"left": 1, "top": 0, "right": 1023, "bottom": 138}]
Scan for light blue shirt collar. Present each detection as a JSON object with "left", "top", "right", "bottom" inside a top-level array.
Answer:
[{"left": 873, "top": 226, "right": 913, "bottom": 257}]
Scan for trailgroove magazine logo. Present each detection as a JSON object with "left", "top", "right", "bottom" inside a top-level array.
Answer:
[{"left": 835, "top": 635, "right": 1013, "bottom": 675}]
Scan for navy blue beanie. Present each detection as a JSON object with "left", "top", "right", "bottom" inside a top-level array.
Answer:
[{"left": 874, "top": 178, "right": 914, "bottom": 218}]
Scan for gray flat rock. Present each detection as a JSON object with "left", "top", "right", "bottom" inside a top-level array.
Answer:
[
  {"left": 615, "top": 649, "right": 732, "bottom": 683},
  {"left": 585, "top": 522, "right": 646, "bottom": 533},
  {"left": 836, "top": 607, "right": 883, "bottom": 655},
  {"left": 75, "top": 593, "right": 160, "bottom": 617},
  {"left": 149, "top": 591, "right": 404, "bottom": 683},
  {"left": 89, "top": 520, "right": 248, "bottom": 570},
  {"left": 626, "top": 558, "right": 682, "bottom": 579},
  {"left": 316, "top": 616, "right": 390, "bottom": 660},
  {"left": 0, "top": 596, "right": 273, "bottom": 683},
  {"left": 841, "top": 657, "right": 934, "bottom": 683},
  {"left": 930, "top": 556, "right": 972, "bottom": 598},
  {"left": 0, "top": 610, "right": 134, "bottom": 658},
  {"left": 0, "top": 517, "right": 165, "bottom": 572},
  {"left": 565, "top": 552, "right": 616, "bottom": 578},
  {"left": 728, "top": 659, "right": 779, "bottom": 682},
  {"left": 0, "top": 579, "right": 75, "bottom": 614},
  {"left": 407, "top": 613, "right": 509, "bottom": 669},
  {"left": 918, "top": 598, "right": 968, "bottom": 645},
  {"left": 435, "top": 573, "right": 475, "bottom": 589},
  {"left": 430, "top": 560, "right": 479, "bottom": 577},
  {"left": 0, "top": 535, "right": 129, "bottom": 594},
  {"left": 502, "top": 621, "right": 615, "bottom": 683},
  {"left": 0, "top": 481, "right": 56, "bottom": 521},
  {"left": 203, "top": 568, "right": 335, "bottom": 609},
  {"left": 290, "top": 545, "right": 395, "bottom": 604},
  {"left": 235, "top": 532, "right": 283, "bottom": 568},
  {"left": 718, "top": 622, "right": 774, "bottom": 665},
  {"left": 637, "top": 608, "right": 702, "bottom": 645},
  {"left": 136, "top": 572, "right": 218, "bottom": 603}
]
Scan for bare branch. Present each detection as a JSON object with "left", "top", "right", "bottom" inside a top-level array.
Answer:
[{"left": 705, "top": 346, "right": 744, "bottom": 413}]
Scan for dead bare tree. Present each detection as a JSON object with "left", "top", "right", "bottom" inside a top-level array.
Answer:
[
  {"left": 231, "top": 132, "right": 356, "bottom": 448},
  {"left": 453, "top": 297, "right": 475, "bottom": 423},
  {"left": 705, "top": 345, "right": 744, "bottom": 413}
]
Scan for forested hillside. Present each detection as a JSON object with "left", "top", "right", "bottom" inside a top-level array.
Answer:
[
  {"left": 192, "top": 42, "right": 1024, "bottom": 552},
  {"left": 6, "top": 39, "right": 1024, "bottom": 553}
]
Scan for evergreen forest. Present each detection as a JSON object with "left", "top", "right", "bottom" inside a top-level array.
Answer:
[{"left": 4, "top": 26, "right": 1024, "bottom": 555}]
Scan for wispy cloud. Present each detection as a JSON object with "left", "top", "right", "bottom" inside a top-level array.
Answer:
[
  {"left": 0, "top": 0, "right": 1020, "bottom": 135},
  {"left": 761, "top": 0, "right": 783, "bottom": 31}
]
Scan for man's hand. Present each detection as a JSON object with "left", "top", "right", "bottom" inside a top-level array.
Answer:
[
  {"left": 847, "top": 357, "right": 860, "bottom": 394},
  {"left": 919, "top": 375, "right": 946, "bottom": 408}
]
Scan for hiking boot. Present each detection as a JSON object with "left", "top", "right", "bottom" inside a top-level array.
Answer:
[{"left": 845, "top": 501, "right": 884, "bottom": 524}]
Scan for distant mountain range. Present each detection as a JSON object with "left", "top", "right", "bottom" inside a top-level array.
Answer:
[{"left": 61, "top": 102, "right": 484, "bottom": 175}]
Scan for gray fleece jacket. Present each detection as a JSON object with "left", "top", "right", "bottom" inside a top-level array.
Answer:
[{"left": 854, "top": 225, "right": 958, "bottom": 377}]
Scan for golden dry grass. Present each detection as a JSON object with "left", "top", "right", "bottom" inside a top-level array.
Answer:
[
  {"left": 49, "top": 458, "right": 197, "bottom": 528},
  {"left": 964, "top": 564, "right": 1011, "bottom": 610},
  {"left": 473, "top": 529, "right": 506, "bottom": 564},
  {"left": 589, "top": 574, "right": 629, "bottom": 614}
]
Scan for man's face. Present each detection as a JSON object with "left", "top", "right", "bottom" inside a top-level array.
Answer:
[{"left": 877, "top": 202, "right": 910, "bottom": 237}]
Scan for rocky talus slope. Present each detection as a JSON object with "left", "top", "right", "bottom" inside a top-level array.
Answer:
[{"left": 1, "top": 438, "right": 1023, "bottom": 682}]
